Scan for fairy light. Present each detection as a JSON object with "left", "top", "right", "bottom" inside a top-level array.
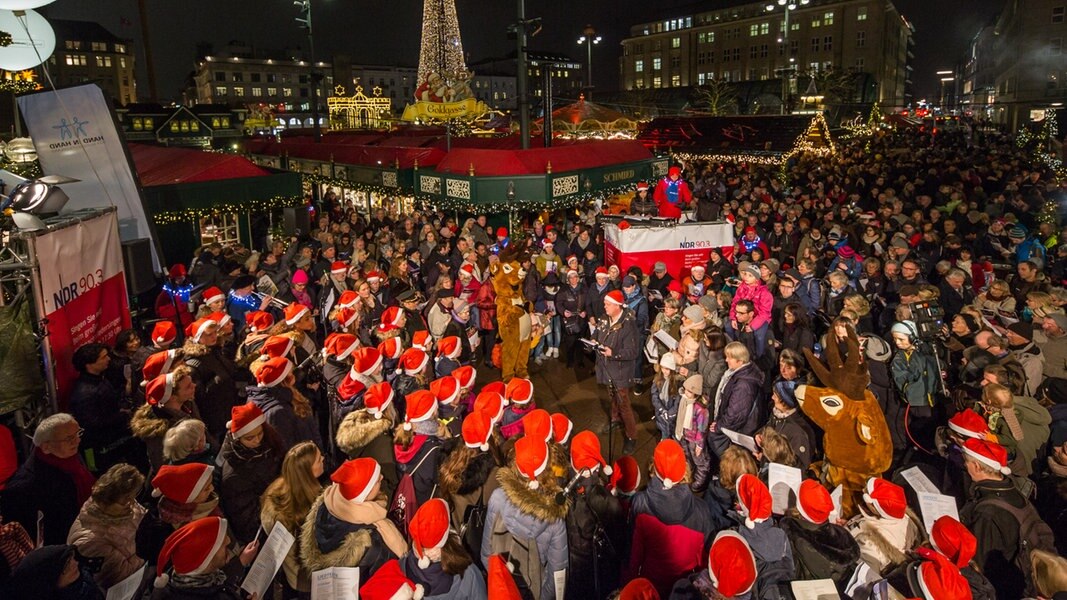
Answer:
[
  {"left": 152, "top": 195, "right": 306, "bottom": 225},
  {"left": 417, "top": 0, "right": 467, "bottom": 88}
]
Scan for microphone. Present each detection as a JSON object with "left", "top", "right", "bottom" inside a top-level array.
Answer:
[{"left": 555, "top": 470, "right": 586, "bottom": 505}]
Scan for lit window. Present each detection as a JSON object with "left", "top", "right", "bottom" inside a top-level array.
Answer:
[
  {"left": 234, "top": 87, "right": 244, "bottom": 96},
  {"left": 252, "top": 87, "right": 262, "bottom": 97},
  {"left": 857, "top": 7, "right": 867, "bottom": 20},
  {"left": 144, "top": 118, "right": 153, "bottom": 129},
  {"left": 170, "top": 122, "right": 179, "bottom": 132},
  {"left": 811, "top": 18, "right": 820, "bottom": 28},
  {"left": 760, "top": 22, "right": 769, "bottom": 35},
  {"left": 180, "top": 121, "right": 189, "bottom": 132},
  {"left": 215, "top": 86, "right": 227, "bottom": 96},
  {"left": 672, "top": 37, "right": 681, "bottom": 48},
  {"left": 653, "top": 57, "right": 662, "bottom": 70},
  {"left": 91, "top": 42, "right": 106, "bottom": 51},
  {"left": 115, "top": 44, "right": 126, "bottom": 53},
  {"left": 824, "top": 12, "right": 834, "bottom": 25},
  {"left": 132, "top": 117, "right": 143, "bottom": 131},
  {"left": 750, "top": 24, "right": 759, "bottom": 36},
  {"left": 635, "top": 59, "right": 644, "bottom": 73},
  {"left": 698, "top": 73, "right": 706, "bottom": 84},
  {"left": 268, "top": 87, "right": 277, "bottom": 96},
  {"left": 653, "top": 76, "right": 662, "bottom": 88},
  {"left": 671, "top": 74, "right": 681, "bottom": 86},
  {"left": 190, "top": 121, "right": 199, "bottom": 132},
  {"left": 222, "top": 117, "right": 230, "bottom": 127},
  {"left": 283, "top": 88, "right": 293, "bottom": 97},
  {"left": 119, "top": 57, "right": 127, "bottom": 68},
  {"left": 212, "top": 117, "right": 221, "bottom": 127}
]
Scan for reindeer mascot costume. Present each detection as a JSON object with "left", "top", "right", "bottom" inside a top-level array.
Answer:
[{"left": 490, "top": 244, "right": 533, "bottom": 382}]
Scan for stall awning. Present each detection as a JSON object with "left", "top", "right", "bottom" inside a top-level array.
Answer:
[
  {"left": 433, "top": 140, "right": 652, "bottom": 176},
  {"left": 129, "top": 144, "right": 273, "bottom": 185}
]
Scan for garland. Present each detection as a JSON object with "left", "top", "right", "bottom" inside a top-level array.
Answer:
[
  {"left": 162, "top": 282, "right": 193, "bottom": 301},
  {"left": 411, "top": 181, "right": 638, "bottom": 213},
  {"left": 302, "top": 173, "right": 412, "bottom": 196},
  {"left": 153, "top": 195, "right": 305, "bottom": 225}
]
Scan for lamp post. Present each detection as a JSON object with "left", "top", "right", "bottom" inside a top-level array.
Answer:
[
  {"left": 766, "top": 0, "right": 809, "bottom": 115},
  {"left": 937, "top": 70, "right": 954, "bottom": 113},
  {"left": 294, "top": 0, "right": 322, "bottom": 142},
  {"left": 577, "top": 25, "right": 601, "bottom": 92}
]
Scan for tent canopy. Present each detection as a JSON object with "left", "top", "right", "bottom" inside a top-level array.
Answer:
[
  {"left": 637, "top": 115, "right": 830, "bottom": 156},
  {"left": 129, "top": 143, "right": 273, "bottom": 185},
  {"left": 433, "top": 140, "right": 652, "bottom": 176}
]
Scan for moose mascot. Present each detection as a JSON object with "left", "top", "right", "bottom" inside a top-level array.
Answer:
[{"left": 490, "top": 243, "right": 533, "bottom": 381}]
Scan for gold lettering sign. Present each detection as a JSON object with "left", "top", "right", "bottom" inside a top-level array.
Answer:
[
  {"left": 401, "top": 98, "right": 490, "bottom": 121},
  {"left": 602, "top": 168, "right": 636, "bottom": 184}
]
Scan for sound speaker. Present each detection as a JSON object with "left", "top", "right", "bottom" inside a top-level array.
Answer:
[{"left": 122, "top": 238, "right": 156, "bottom": 295}]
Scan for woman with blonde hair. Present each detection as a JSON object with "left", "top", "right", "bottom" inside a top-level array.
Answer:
[
  {"left": 261, "top": 441, "right": 324, "bottom": 598},
  {"left": 1031, "top": 548, "right": 1067, "bottom": 598},
  {"left": 843, "top": 293, "right": 874, "bottom": 333},
  {"left": 67, "top": 463, "right": 146, "bottom": 588},
  {"left": 974, "top": 279, "right": 1016, "bottom": 314}
]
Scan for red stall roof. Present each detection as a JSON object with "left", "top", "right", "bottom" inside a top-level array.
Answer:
[
  {"left": 129, "top": 143, "right": 273, "bottom": 186},
  {"left": 434, "top": 140, "right": 652, "bottom": 176}
]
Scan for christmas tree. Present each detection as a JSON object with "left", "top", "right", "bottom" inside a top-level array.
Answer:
[{"left": 417, "top": 0, "right": 467, "bottom": 88}]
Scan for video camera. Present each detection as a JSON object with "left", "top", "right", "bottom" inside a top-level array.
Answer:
[{"left": 906, "top": 300, "right": 946, "bottom": 342}]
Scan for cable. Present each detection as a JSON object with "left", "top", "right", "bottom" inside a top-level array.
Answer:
[{"left": 903, "top": 403, "right": 936, "bottom": 456}]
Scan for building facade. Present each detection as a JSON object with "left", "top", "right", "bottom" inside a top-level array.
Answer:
[
  {"left": 960, "top": 25, "right": 997, "bottom": 118},
  {"left": 619, "top": 0, "right": 913, "bottom": 111},
  {"left": 44, "top": 20, "right": 137, "bottom": 105},
  {"left": 116, "top": 104, "right": 248, "bottom": 148}
]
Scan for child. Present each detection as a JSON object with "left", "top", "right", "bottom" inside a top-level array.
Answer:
[
  {"left": 651, "top": 353, "right": 683, "bottom": 439},
  {"left": 499, "top": 377, "right": 535, "bottom": 439},
  {"left": 676, "top": 374, "right": 711, "bottom": 491}
]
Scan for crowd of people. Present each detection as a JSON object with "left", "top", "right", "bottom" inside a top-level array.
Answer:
[{"left": 0, "top": 125, "right": 1066, "bottom": 600}]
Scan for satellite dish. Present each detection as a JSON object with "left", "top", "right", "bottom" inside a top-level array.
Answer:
[
  {"left": 0, "top": 1, "right": 56, "bottom": 9},
  {"left": 0, "top": 9, "right": 54, "bottom": 71}
]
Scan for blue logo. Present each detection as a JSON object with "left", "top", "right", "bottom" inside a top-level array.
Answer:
[{"left": 52, "top": 116, "right": 90, "bottom": 140}]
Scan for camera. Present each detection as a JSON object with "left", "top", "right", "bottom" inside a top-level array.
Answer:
[{"left": 906, "top": 300, "right": 945, "bottom": 342}]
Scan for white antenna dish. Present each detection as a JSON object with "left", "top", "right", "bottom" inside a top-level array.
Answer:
[
  {"left": 0, "top": 9, "right": 54, "bottom": 71},
  {"left": 0, "top": 1, "right": 56, "bottom": 9}
]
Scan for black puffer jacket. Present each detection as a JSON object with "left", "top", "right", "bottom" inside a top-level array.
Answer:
[
  {"left": 182, "top": 341, "right": 238, "bottom": 441},
  {"left": 564, "top": 474, "right": 625, "bottom": 600},
  {"left": 779, "top": 516, "right": 860, "bottom": 587},
  {"left": 217, "top": 427, "right": 284, "bottom": 544}
]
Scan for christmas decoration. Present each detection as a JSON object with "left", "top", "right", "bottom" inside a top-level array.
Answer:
[
  {"left": 152, "top": 195, "right": 306, "bottom": 225},
  {"left": 1016, "top": 109, "right": 1065, "bottom": 177},
  {"left": 416, "top": 0, "right": 466, "bottom": 93},
  {"left": 0, "top": 31, "right": 12, "bottom": 48}
]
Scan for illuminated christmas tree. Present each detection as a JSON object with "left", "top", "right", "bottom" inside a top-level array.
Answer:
[{"left": 416, "top": 0, "right": 467, "bottom": 90}]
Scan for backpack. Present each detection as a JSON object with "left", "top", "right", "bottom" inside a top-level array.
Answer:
[
  {"left": 979, "top": 497, "right": 1056, "bottom": 596},
  {"left": 388, "top": 445, "right": 438, "bottom": 536}
]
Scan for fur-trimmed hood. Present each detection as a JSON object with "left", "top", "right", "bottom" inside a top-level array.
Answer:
[
  {"left": 299, "top": 491, "right": 378, "bottom": 573},
  {"left": 496, "top": 462, "right": 568, "bottom": 522},
  {"left": 130, "top": 403, "right": 174, "bottom": 439},
  {"left": 335, "top": 411, "right": 393, "bottom": 455},
  {"left": 181, "top": 340, "right": 212, "bottom": 358}
]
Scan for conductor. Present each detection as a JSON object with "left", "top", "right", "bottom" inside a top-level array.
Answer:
[{"left": 592, "top": 289, "right": 640, "bottom": 454}]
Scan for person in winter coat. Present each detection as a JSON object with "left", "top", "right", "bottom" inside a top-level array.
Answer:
[
  {"left": 6, "top": 544, "right": 104, "bottom": 600},
  {"left": 731, "top": 474, "right": 795, "bottom": 599},
  {"left": 727, "top": 263, "right": 773, "bottom": 359},
  {"left": 890, "top": 321, "right": 940, "bottom": 450},
  {"left": 247, "top": 357, "right": 323, "bottom": 450},
  {"left": 394, "top": 390, "right": 448, "bottom": 506},
  {"left": 336, "top": 382, "right": 401, "bottom": 500},
  {"left": 150, "top": 516, "right": 258, "bottom": 600},
  {"left": 630, "top": 182, "right": 657, "bottom": 216},
  {"left": 564, "top": 432, "right": 625, "bottom": 600},
  {"left": 759, "top": 380, "right": 816, "bottom": 471},
  {"left": 400, "top": 498, "right": 488, "bottom": 599},
  {"left": 260, "top": 442, "right": 324, "bottom": 597},
  {"left": 653, "top": 166, "right": 692, "bottom": 219},
  {"left": 979, "top": 382, "right": 1051, "bottom": 477},
  {"left": 131, "top": 368, "right": 200, "bottom": 476},
  {"left": 708, "top": 342, "right": 764, "bottom": 457},
  {"left": 217, "top": 404, "right": 284, "bottom": 544},
  {"left": 181, "top": 318, "right": 238, "bottom": 442},
  {"left": 651, "top": 353, "right": 684, "bottom": 440},
  {"left": 676, "top": 374, "right": 712, "bottom": 491},
  {"left": 441, "top": 302, "right": 477, "bottom": 368},
  {"left": 593, "top": 291, "right": 642, "bottom": 453},
  {"left": 697, "top": 331, "right": 729, "bottom": 406},
  {"left": 780, "top": 480, "right": 861, "bottom": 587},
  {"left": 437, "top": 411, "right": 502, "bottom": 554},
  {"left": 845, "top": 478, "right": 923, "bottom": 576},
  {"left": 68, "top": 343, "right": 135, "bottom": 474},
  {"left": 65, "top": 464, "right": 146, "bottom": 589}
]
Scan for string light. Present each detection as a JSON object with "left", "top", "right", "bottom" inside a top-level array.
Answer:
[
  {"left": 162, "top": 282, "right": 193, "bottom": 301},
  {"left": 414, "top": 182, "right": 639, "bottom": 213},
  {"left": 417, "top": 0, "right": 467, "bottom": 88},
  {"left": 303, "top": 173, "right": 409, "bottom": 196},
  {"left": 228, "top": 289, "right": 259, "bottom": 309},
  {"left": 152, "top": 195, "right": 306, "bottom": 225}
]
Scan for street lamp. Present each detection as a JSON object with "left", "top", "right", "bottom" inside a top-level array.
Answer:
[
  {"left": 577, "top": 24, "right": 601, "bottom": 91},
  {"left": 766, "top": 0, "right": 809, "bottom": 115},
  {"left": 294, "top": 0, "right": 321, "bottom": 142}
]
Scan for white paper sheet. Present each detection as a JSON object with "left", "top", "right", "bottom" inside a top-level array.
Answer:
[
  {"left": 768, "top": 462, "right": 803, "bottom": 515},
  {"left": 917, "top": 492, "right": 960, "bottom": 533},
  {"left": 554, "top": 570, "right": 567, "bottom": 600},
  {"left": 829, "top": 484, "right": 843, "bottom": 524},
  {"left": 311, "top": 567, "right": 360, "bottom": 600},
  {"left": 106, "top": 565, "right": 149, "bottom": 600},
  {"left": 645, "top": 336, "right": 660, "bottom": 363},
  {"left": 721, "top": 427, "right": 759, "bottom": 454},
  {"left": 899, "top": 466, "right": 939, "bottom": 495},
  {"left": 653, "top": 328, "right": 679, "bottom": 350},
  {"left": 790, "top": 578, "right": 840, "bottom": 599},
  {"left": 241, "top": 522, "right": 295, "bottom": 600}
]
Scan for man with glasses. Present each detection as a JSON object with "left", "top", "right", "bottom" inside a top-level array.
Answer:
[{"left": 1, "top": 414, "right": 94, "bottom": 545}]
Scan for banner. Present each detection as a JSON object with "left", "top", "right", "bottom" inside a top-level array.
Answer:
[
  {"left": 604, "top": 221, "right": 734, "bottom": 280},
  {"left": 34, "top": 210, "right": 132, "bottom": 407},
  {"left": 401, "top": 98, "right": 490, "bottom": 121},
  {"left": 18, "top": 84, "right": 160, "bottom": 271}
]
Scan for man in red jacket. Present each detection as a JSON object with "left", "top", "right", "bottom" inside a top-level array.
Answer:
[{"left": 653, "top": 166, "right": 693, "bottom": 219}]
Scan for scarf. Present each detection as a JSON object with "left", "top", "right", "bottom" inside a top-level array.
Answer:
[
  {"left": 35, "top": 448, "right": 94, "bottom": 506},
  {"left": 714, "top": 367, "right": 739, "bottom": 420},
  {"left": 169, "top": 570, "right": 228, "bottom": 590},
  {"left": 675, "top": 393, "right": 697, "bottom": 441},
  {"left": 1047, "top": 456, "right": 1067, "bottom": 477},
  {"left": 158, "top": 494, "right": 221, "bottom": 527},
  {"left": 322, "top": 485, "right": 408, "bottom": 558},
  {"left": 292, "top": 288, "right": 313, "bottom": 308},
  {"left": 772, "top": 406, "right": 797, "bottom": 419},
  {"left": 741, "top": 235, "right": 763, "bottom": 253}
]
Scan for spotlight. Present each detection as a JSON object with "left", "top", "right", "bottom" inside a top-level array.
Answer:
[{"left": 6, "top": 175, "right": 79, "bottom": 215}]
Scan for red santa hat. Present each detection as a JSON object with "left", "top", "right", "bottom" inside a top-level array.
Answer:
[
  {"left": 474, "top": 390, "right": 506, "bottom": 424},
  {"left": 460, "top": 263, "right": 475, "bottom": 277},
  {"left": 735, "top": 473, "right": 772, "bottom": 529},
  {"left": 363, "top": 381, "right": 394, "bottom": 420},
  {"left": 403, "top": 390, "right": 438, "bottom": 431},
  {"left": 151, "top": 321, "right": 178, "bottom": 346},
  {"left": 436, "top": 336, "right": 462, "bottom": 360},
  {"left": 462, "top": 411, "right": 493, "bottom": 452},
  {"left": 145, "top": 373, "right": 177, "bottom": 406},
  {"left": 523, "top": 409, "right": 553, "bottom": 443},
  {"left": 330, "top": 261, "right": 348, "bottom": 275},
  {"left": 797, "top": 479, "right": 834, "bottom": 524},
  {"left": 244, "top": 310, "right": 274, "bottom": 333},
  {"left": 551, "top": 413, "right": 574, "bottom": 444},
  {"left": 351, "top": 347, "right": 383, "bottom": 376},
  {"left": 962, "top": 437, "right": 1011, "bottom": 475},
  {"left": 336, "top": 307, "right": 359, "bottom": 329},
  {"left": 378, "top": 337, "right": 403, "bottom": 360},
  {"left": 707, "top": 531, "right": 758, "bottom": 598},
  {"left": 184, "top": 318, "right": 216, "bottom": 343},
  {"left": 168, "top": 264, "right": 186, "bottom": 278},
  {"left": 514, "top": 434, "right": 550, "bottom": 489},
  {"left": 863, "top": 477, "right": 907, "bottom": 520},
  {"left": 430, "top": 376, "right": 460, "bottom": 406},
  {"left": 323, "top": 333, "right": 360, "bottom": 360},
  {"left": 608, "top": 455, "right": 642, "bottom": 497},
  {"left": 451, "top": 365, "right": 477, "bottom": 389},
  {"left": 666, "top": 280, "right": 683, "bottom": 294},
  {"left": 396, "top": 348, "right": 430, "bottom": 376},
  {"left": 915, "top": 552, "right": 971, "bottom": 600},
  {"left": 412, "top": 330, "right": 432, "bottom": 352},
  {"left": 668, "top": 165, "right": 681, "bottom": 177},
  {"left": 151, "top": 463, "right": 214, "bottom": 503},
  {"left": 332, "top": 457, "right": 382, "bottom": 503},
  {"left": 636, "top": 181, "right": 649, "bottom": 192},
  {"left": 487, "top": 555, "right": 522, "bottom": 600},
  {"left": 948, "top": 408, "right": 989, "bottom": 439},
  {"left": 379, "top": 306, "right": 404, "bottom": 332},
  {"left": 619, "top": 578, "right": 659, "bottom": 600},
  {"left": 595, "top": 266, "right": 609, "bottom": 277},
  {"left": 930, "top": 516, "right": 978, "bottom": 568},
  {"left": 605, "top": 289, "right": 625, "bottom": 306},
  {"left": 283, "top": 303, "right": 309, "bottom": 325},
  {"left": 154, "top": 517, "right": 229, "bottom": 588},
  {"left": 260, "top": 335, "right": 295, "bottom": 359},
  {"left": 337, "top": 290, "right": 360, "bottom": 309},
  {"left": 255, "top": 357, "right": 293, "bottom": 388},
  {"left": 336, "top": 372, "right": 366, "bottom": 403},
  {"left": 207, "top": 311, "right": 232, "bottom": 329},
  {"left": 505, "top": 377, "right": 534, "bottom": 405},
  {"left": 409, "top": 498, "right": 451, "bottom": 569},
  {"left": 570, "top": 430, "right": 612, "bottom": 476},
  {"left": 228, "top": 403, "right": 265, "bottom": 439},
  {"left": 496, "top": 227, "right": 508, "bottom": 238},
  {"left": 618, "top": 220, "right": 631, "bottom": 231},
  {"left": 482, "top": 380, "right": 507, "bottom": 398},
  {"left": 365, "top": 270, "right": 383, "bottom": 283},
  {"left": 201, "top": 286, "right": 225, "bottom": 306},
  {"left": 142, "top": 350, "right": 179, "bottom": 382},
  {"left": 359, "top": 559, "right": 424, "bottom": 600},
  {"left": 653, "top": 439, "right": 687, "bottom": 489}
]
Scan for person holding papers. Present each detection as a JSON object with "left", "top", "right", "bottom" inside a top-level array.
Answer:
[
  {"left": 400, "top": 498, "right": 487, "bottom": 599},
  {"left": 66, "top": 464, "right": 147, "bottom": 589},
  {"left": 844, "top": 477, "right": 922, "bottom": 575},
  {"left": 151, "top": 516, "right": 258, "bottom": 600},
  {"left": 708, "top": 342, "right": 764, "bottom": 457},
  {"left": 779, "top": 480, "right": 860, "bottom": 588}
]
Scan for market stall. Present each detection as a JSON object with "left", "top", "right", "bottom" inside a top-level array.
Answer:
[{"left": 603, "top": 218, "right": 734, "bottom": 280}]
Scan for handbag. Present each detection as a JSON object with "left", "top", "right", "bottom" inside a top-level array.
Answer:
[{"left": 459, "top": 491, "right": 487, "bottom": 560}]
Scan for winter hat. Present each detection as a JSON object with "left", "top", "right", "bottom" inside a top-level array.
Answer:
[
  {"left": 551, "top": 413, "right": 574, "bottom": 444},
  {"left": 474, "top": 390, "right": 507, "bottom": 424},
  {"left": 403, "top": 390, "right": 438, "bottom": 431},
  {"left": 595, "top": 266, "right": 609, "bottom": 277},
  {"left": 451, "top": 365, "right": 477, "bottom": 389},
  {"left": 948, "top": 408, "right": 989, "bottom": 439},
  {"left": 396, "top": 348, "right": 430, "bottom": 376},
  {"left": 430, "top": 376, "right": 460, "bottom": 406},
  {"left": 245, "top": 310, "right": 274, "bottom": 333},
  {"left": 154, "top": 517, "right": 229, "bottom": 588},
  {"left": 409, "top": 499, "right": 451, "bottom": 569},
  {"left": 365, "top": 270, "right": 383, "bottom": 283},
  {"left": 460, "top": 263, "right": 475, "bottom": 277},
  {"left": 837, "top": 245, "right": 857, "bottom": 259},
  {"left": 487, "top": 554, "right": 522, "bottom": 600},
  {"left": 619, "top": 578, "right": 660, "bottom": 600},
  {"left": 653, "top": 439, "right": 687, "bottom": 489},
  {"left": 168, "top": 264, "right": 186, "bottom": 278},
  {"left": 915, "top": 552, "right": 971, "bottom": 600},
  {"left": 707, "top": 530, "right": 758, "bottom": 598},
  {"left": 378, "top": 337, "right": 403, "bottom": 360},
  {"left": 412, "top": 330, "right": 432, "bottom": 352},
  {"left": 514, "top": 434, "right": 551, "bottom": 489},
  {"left": 930, "top": 516, "right": 978, "bottom": 568},
  {"left": 145, "top": 373, "right": 177, "bottom": 406},
  {"left": 232, "top": 274, "right": 256, "bottom": 290},
  {"left": 690, "top": 264, "right": 706, "bottom": 275},
  {"left": 379, "top": 306, "right": 404, "bottom": 332},
  {"left": 961, "top": 437, "right": 1011, "bottom": 475},
  {"left": 622, "top": 275, "right": 638, "bottom": 288},
  {"left": 228, "top": 403, "right": 265, "bottom": 439},
  {"left": 958, "top": 313, "right": 980, "bottom": 334},
  {"left": 682, "top": 304, "right": 705, "bottom": 324},
  {"left": 605, "top": 289, "right": 625, "bottom": 306},
  {"left": 636, "top": 182, "right": 650, "bottom": 192},
  {"left": 496, "top": 227, "right": 508, "bottom": 238},
  {"left": 1006, "top": 321, "right": 1034, "bottom": 341},
  {"left": 337, "top": 290, "right": 360, "bottom": 309},
  {"left": 142, "top": 350, "right": 179, "bottom": 382},
  {"left": 255, "top": 357, "right": 293, "bottom": 388},
  {"left": 570, "top": 430, "right": 612, "bottom": 476},
  {"left": 363, "top": 381, "right": 394, "bottom": 419},
  {"left": 291, "top": 269, "right": 309, "bottom": 284},
  {"left": 863, "top": 477, "right": 907, "bottom": 520},
  {"left": 773, "top": 379, "right": 799, "bottom": 409},
  {"left": 151, "top": 321, "right": 178, "bottom": 346},
  {"left": 151, "top": 464, "right": 213, "bottom": 503},
  {"left": 740, "top": 262, "right": 761, "bottom": 279},
  {"left": 283, "top": 303, "right": 309, "bottom": 326},
  {"left": 436, "top": 336, "right": 462, "bottom": 360},
  {"left": 735, "top": 473, "right": 772, "bottom": 529},
  {"left": 667, "top": 280, "right": 683, "bottom": 294},
  {"left": 1008, "top": 225, "right": 1027, "bottom": 239},
  {"left": 201, "top": 286, "right": 224, "bottom": 305},
  {"left": 890, "top": 320, "right": 919, "bottom": 340},
  {"left": 698, "top": 294, "right": 717, "bottom": 312},
  {"left": 659, "top": 352, "right": 677, "bottom": 371},
  {"left": 608, "top": 454, "right": 642, "bottom": 496},
  {"left": 359, "top": 559, "right": 424, "bottom": 600},
  {"left": 462, "top": 411, "right": 494, "bottom": 451},
  {"left": 323, "top": 333, "right": 359, "bottom": 360},
  {"left": 332, "top": 458, "right": 382, "bottom": 503},
  {"left": 523, "top": 409, "right": 554, "bottom": 443},
  {"left": 482, "top": 380, "right": 507, "bottom": 399},
  {"left": 185, "top": 318, "right": 216, "bottom": 343},
  {"left": 796, "top": 479, "right": 834, "bottom": 524},
  {"left": 330, "top": 261, "right": 348, "bottom": 275},
  {"left": 351, "top": 347, "right": 383, "bottom": 377},
  {"left": 890, "top": 236, "right": 910, "bottom": 249},
  {"left": 206, "top": 311, "right": 232, "bottom": 329},
  {"left": 260, "top": 335, "right": 295, "bottom": 359},
  {"left": 682, "top": 374, "right": 703, "bottom": 397},
  {"left": 505, "top": 377, "right": 534, "bottom": 405},
  {"left": 336, "top": 371, "right": 367, "bottom": 403},
  {"left": 336, "top": 307, "right": 359, "bottom": 329}
]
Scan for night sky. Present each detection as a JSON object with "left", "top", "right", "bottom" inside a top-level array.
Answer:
[{"left": 41, "top": 0, "right": 1001, "bottom": 105}]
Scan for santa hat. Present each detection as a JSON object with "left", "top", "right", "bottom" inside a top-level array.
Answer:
[
  {"left": 915, "top": 552, "right": 971, "bottom": 600},
  {"left": 797, "top": 479, "right": 834, "bottom": 524},
  {"left": 948, "top": 408, "right": 989, "bottom": 439},
  {"left": 336, "top": 307, "right": 359, "bottom": 329},
  {"left": 735, "top": 473, "right": 772, "bottom": 529},
  {"left": 260, "top": 335, "right": 295, "bottom": 359},
  {"left": 151, "top": 321, "right": 178, "bottom": 346},
  {"left": 359, "top": 559, "right": 424, "bottom": 600},
  {"left": 245, "top": 310, "right": 274, "bottom": 333},
  {"left": 365, "top": 270, "right": 383, "bottom": 283},
  {"left": 337, "top": 290, "right": 360, "bottom": 309},
  {"left": 653, "top": 439, "right": 687, "bottom": 489},
  {"left": 363, "top": 381, "right": 395, "bottom": 419},
  {"left": 284, "top": 303, "right": 309, "bottom": 326},
  {"left": 151, "top": 463, "right": 213, "bottom": 503},
  {"left": 505, "top": 377, "right": 534, "bottom": 405},
  {"left": 608, "top": 455, "right": 642, "bottom": 496},
  {"left": 482, "top": 381, "right": 507, "bottom": 399},
  {"left": 379, "top": 306, "right": 404, "bottom": 331},
  {"left": 403, "top": 390, "right": 438, "bottom": 431},
  {"left": 409, "top": 498, "right": 451, "bottom": 569},
  {"left": 523, "top": 409, "right": 553, "bottom": 444},
  {"left": 595, "top": 266, "right": 609, "bottom": 277},
  {"left": 201, "top": 287, "right": 224, "bottom": 306},
  {"left": 551, "top": 413, "right": 574, "bottom": 444},
  {"left": 930, "top": 516, "right": 978, "bottom": 568},
  {"left": 863, "top": 477, "right": 907, "bottom": 520},
  {"left": 451, "top": 365, "right": 477, "bottom": 389},
  {"left": 962, "top": 437, "right": 1011, "bottom": 475},
  {"left": 336, "top": 372, "right": 366, "bottom": 403},
  {"left": 228, "top": 403, "right": 265, "bottom": 439},
  {"left": 707, "top": 531, "right": 758, "bottom": 598},
  {"left": 462, "top": 411, "right": 493, "bottom": 452},
  {"left": 330, "top": 261, "right": 348, "bottom": 275},
  {"left": 487, "top": 555, "right": 522, "bottom": 600},
  {"left": 255, "top": 357, "right": 293, "bottom": 388},
  {"left": 619, "top": 578, "right": 659, "bottom": 600},
  {"left": 496, "top": 227, "right": 508, "bottom": 238},
  {"left": 142, "top": 350, "right": 179, "bottom": 382},
  {"left": 184, "top": 318, "right": 216, "bottom": 343},
  {"left": 474, "top": 390, "right": 506, "bottom": 424},
  {"left": 154, "top": 517, "right": 228, "bottom": 588},
  {"left": 436, "top": 336, "right": 461, "bottom": 360},
  {"left": 412, "top": 331, "right": 432, "bottom": 352},
  {"left": 668, "top": 165, "right": 681, "bottom": 177},
  {"left": 460, "top": 263, "right": 475, "bottom": 277},
  {"left": 667, "top": 280, "right": 683, "bottom": 294},
  {"left": 168, "top": 264, "right": 186, "bottom": 278},
  {"left": 378, "top": 337, "right": 403, "bottom": 360},
  {"left": 636, "top": 181, "right": 649, "bottom": 192},
  {"left": 324, "top": 333, "right": 360, "bottom": 360},
  {"left": 333, "top": 458, "right": 382, "bottom": 503},
  {"left": 351, "top": 347, "right": 383, "bottom": 376},
  {"left": 570, "top": 430, "right": 612, "bottom": 476},
  {"left": 396, "top": 348, "right": 430, "bottom": 376},
  {"left": 605, "top": 289, "right": 625, "bottom": 306},
  {"left": 514, "top": 434, "right": 550, "bottom": 489},
  {"left": 430, "top": 376, "right": 461, "bottom": 406},
  {"left": 145, "top": 373, "right": 177, "bottom": 406}
]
